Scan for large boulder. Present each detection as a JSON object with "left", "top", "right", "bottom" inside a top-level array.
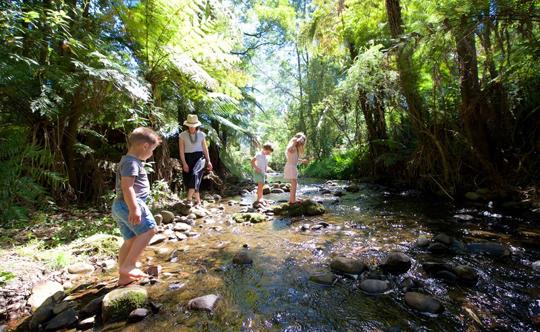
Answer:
[
  {"left": 404, "top": 292, "right": 444, "bottom": 314},
  {"left": 330, "top": 257, "right": 367, "bottom": 275},
  {"left": 233, "top": 213, "right": 267, "bottom": 224},
  {"left": 101, "top": 286, "right": 148, "bottom": 323},
  {"left": 380, "top": 252, "right": 412, "bottom": 275},
  {"left": 273, "top": 199, "right": 325, "bottom": 217}
]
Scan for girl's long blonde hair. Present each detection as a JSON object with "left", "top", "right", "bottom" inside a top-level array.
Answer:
[{"left": 286, "top": 132, "right": 306, "bottom": 156}]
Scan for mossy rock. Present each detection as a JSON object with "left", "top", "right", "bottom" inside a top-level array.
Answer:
[
  {"left": 102, "top": 286, "right": 148, "bottom": 323},
  {"left": 273, "top": 199, "right": 325, "bottom": 217},
  {"left": 233, "top": 213, "right": 267, "bottom": 224}
]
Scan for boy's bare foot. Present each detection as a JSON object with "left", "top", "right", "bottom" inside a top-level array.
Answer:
[{"left": 117, "top": 275, "right": 136, "bottom": 287}]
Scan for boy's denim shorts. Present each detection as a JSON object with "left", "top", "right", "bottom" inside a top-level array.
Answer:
[
  {"left": 112, "top": 198, "right": 156, "bottom": 240},
  {"left": 253, "top": 171, "right": 265, "bottom": 185}
]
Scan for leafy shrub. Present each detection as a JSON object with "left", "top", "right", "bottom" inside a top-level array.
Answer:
[
  {"left": 0, "top": 127, "right": 66, "bottom": 225},
  {"left": 303, "top": 149, "right": 363, "bottom": 179}
]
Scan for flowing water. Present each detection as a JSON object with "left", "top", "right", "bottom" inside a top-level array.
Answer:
[{"left": 105, "top": 177, "right": 539, "bottom": 331}]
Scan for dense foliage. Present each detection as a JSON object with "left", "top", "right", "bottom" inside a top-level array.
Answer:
[{"left": 1, "top": 0, "right": 539, "bottom": 222}]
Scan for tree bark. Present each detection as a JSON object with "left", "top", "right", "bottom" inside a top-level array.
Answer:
[
  {"left": 453, "top": 14, "right": 501, "bottom": 186},
  {"left": 385, "top": 0, "right": 426, "bottom": 131}
]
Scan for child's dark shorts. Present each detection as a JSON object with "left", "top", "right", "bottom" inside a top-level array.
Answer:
[{"left": 112, "top": 198, "right": 156, "bottom": 240}]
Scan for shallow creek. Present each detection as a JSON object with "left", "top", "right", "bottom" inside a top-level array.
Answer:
[{"left": 95, "top": 178, "right": 539, "bottom": 331}]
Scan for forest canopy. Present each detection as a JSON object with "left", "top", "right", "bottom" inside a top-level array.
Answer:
[{"left": 1, "top": 0, "right": 539, "bottom": 223}]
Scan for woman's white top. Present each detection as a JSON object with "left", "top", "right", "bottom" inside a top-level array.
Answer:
[{"left": 180, "top": 130, "right": 206, "bottom": 153}]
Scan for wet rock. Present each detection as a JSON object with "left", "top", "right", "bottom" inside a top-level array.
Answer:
[
  {"left": 233, "top": 251, "right": 253, "bottom": 265},
  {"left": 421, "top": 262, "right": 454, "bottom": 275},
  {"left": 233, "top": 212, "right": 267, "bottom": 224},
  {"left": 428, "top": 242, "right": 449, "bottom": 254},
  {"left": 263, "top": 185, "right": 271, "bottom": 195},
  {"left": 333, "top": 191, "right": 345, "bottom": 197},
  {"left": 454, "top": 214, "right": 474, "bottom": 221},
  {"left": 154, "top": 214, "right": 163, "bottom": 225},
  {"left": 273, "top": 199, "right": 325, "bottom": 217},
  {"left": 28, "top": 280, "right": 64, "bottom": 311},
  {"left": 404, "top": 292, "right": 444, "bottom": 314},
  {"left": 453, "top": 265, "right": 478, "bottom": 285},
  {"left": 271, "top": 188, "right": 285, "bottom": 194},
  {"left": 168, "top": 283, "right": 185, "bottom": 291},
  {"left": 149, "top": 301, "right": 162, "bottom": 314},
  {"left": 450, "top": 239, "right": 467, "bottom": 254},
  {"left": 172, "top": 202, "right": 192, "bottom": 216},
  {"left": 145, "top": 265, "right": 161, "bottom": 277},
  {"left": 155, "top": 247, "right": 173, "bottom": 259},
  {"left": 330, "top": 257, "right": 367, "bottom": 275},
  {"left": 77, "top": 316, "right": 95, "bottom": 330},
  {"left": 127, "top": 308, "right": 149, "bottom": 323},
  {"left": 380, "top": 252, "right": 411, "bottom": 275},
  {"left": 30, "top": 301, "right": 55, "bottom": 329},
  {"left": 188, "top": 294, "right": 220, "bottom": 312},
  {"left": 532, "top": 261, "right": 540, "bottom": 272},
  {"left": 102, "top": 286, "right": 148, "bottom": 323},
  {"left": 416, "top": 236, "right": 430, "bottom": 248},
  {"left": 359, "top": 279, "right": 390, "bottom": 294},
  {"left": 465, "top": 192, "right": 481, "bottom": 201},
  {"left": 308, "top": 273, "right": 334, "bottom": 285},
  {"left": 320, "top": 189, "right": 332, "bottom": 195},
  {"left": 466, "top": 242, "right": 510, "bottom": 257},
  {"left": 52, "top": 301, "right": 75, "bottom": 315},
  {"left": 101, "top": 259, "right": 117, "bottom": 271},
  {"left": 173, "top": 222, "right": 192, "bottom": 232},
  {"left": 345, "top": 184, "right": 360, "bottom": 193},
  {"left": 161, "top": 210, "right": 175, "bottom": 224},
  {"left": 149, "top": 234, "right": 166, "bottom": 245},
  {"left": 80, "top": 295, "right": 104, "bottom": 319},
  {"left": 434, "top": 270, "right": 457, "bottom": 284},
  {"left": 400, "top": 277, "right": 416, "bottom": 291},
  {"left": 44, "top": 307, "right": 78, "bottom": 330},
  {"left": 310, "top": 224, "right": 323, "bottom": 231},
  {"left": 68, "top": 262, "right": 95, "bottom": 274},
  {"left": 433, "top": 233, "right": 453, "bottom": 246},
  {"left": 175, "top": 232, "right": 188, "bottom": 241}
]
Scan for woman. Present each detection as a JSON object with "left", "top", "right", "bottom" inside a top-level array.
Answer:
[
  {"left": 284, "top": 132, "right": 308, "bottom": 204},
  {"left": 179, "top": 114, "right": 213, "bottom": 205}
]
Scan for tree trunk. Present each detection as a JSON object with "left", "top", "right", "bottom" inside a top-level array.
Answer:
[
  {"left": 385, "top": 0, "right": 426, "bottom": 131},
  {"left": 453, "top": 14, "right": 501, "bottom": 186}
]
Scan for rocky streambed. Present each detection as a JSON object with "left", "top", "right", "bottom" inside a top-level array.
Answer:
[{"left": 6, "top": 178, "right": 540, "bottom": 331}]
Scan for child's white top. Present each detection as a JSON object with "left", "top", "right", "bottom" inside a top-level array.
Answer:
[
  {"left": 180, "top": 130, "right": 206, "bottom": 153},
  {"left": 254, "top": 151, "right": 268, "bottom": 172}
]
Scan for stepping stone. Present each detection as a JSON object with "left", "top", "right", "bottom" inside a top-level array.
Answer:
[{"left": 188, "top": 294, "right": 220, "bottom": 312}]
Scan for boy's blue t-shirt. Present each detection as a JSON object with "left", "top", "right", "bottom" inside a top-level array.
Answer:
[{"left": 115, "top": 155, "right": 150, "bottom": 201}]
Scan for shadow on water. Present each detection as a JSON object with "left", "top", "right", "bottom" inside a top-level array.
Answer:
[{"left": 75, "top": 177, "right": 539, "bottom": 331}]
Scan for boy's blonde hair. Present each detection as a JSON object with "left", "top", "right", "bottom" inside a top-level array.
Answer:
[
  {"left": 128, "top": 127, "right": 162, "bottom": 147},
  {"left": 262, "top": 143, "right": 274, "bottom": 152}
]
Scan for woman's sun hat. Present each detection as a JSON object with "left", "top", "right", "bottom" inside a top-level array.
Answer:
[{"left": 183, "top": 114, "right": 202, "bottom": 127}]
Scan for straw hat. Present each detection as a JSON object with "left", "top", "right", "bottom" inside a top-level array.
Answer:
[{"left": 183, "top": 114, "right": 202, "bottom": 127}]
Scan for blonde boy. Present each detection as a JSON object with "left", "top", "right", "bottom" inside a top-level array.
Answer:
[{"left": 111, "top": 127, "right": 161, "bottom": 286}]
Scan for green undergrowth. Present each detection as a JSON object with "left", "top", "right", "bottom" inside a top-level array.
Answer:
[
  {"left": 0, "top": 207, "right": 122, "bottom": 273},
  {"left": 0, "top": 270, "right": 16, "bottom": 285},
  {"left": 303, "top": 149, "right": 364, "bottom": 180}
]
